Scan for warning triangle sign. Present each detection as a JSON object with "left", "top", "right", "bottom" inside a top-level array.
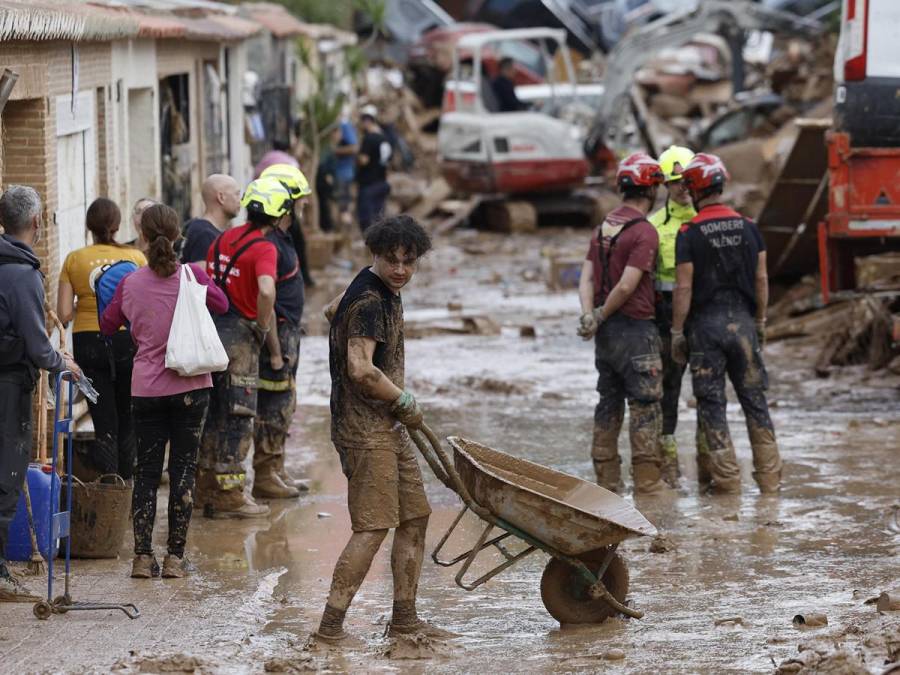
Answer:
[{"left": 875, "top": 190, "right": 891, "bottom": 205}]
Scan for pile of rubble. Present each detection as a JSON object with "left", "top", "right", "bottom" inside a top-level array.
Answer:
[{"left": 767, "top": 253, "right": 900, "bottom": 377}]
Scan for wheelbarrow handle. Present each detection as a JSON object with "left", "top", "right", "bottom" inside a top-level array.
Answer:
[{"left": 409, "top": 423, "right": 493, "bottom": 522}]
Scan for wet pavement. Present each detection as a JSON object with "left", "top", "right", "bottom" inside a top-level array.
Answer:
[{"left": 1, "top": 228, "right": 898, "bottom": 673}]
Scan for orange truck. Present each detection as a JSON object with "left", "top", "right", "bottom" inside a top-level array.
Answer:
[{"left": 818, "top": 0, "right": 900, "bottom": 302}]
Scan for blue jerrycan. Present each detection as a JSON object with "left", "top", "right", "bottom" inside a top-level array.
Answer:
[{"left": 4, "top": 464, "right": 60, "bottom": 561}]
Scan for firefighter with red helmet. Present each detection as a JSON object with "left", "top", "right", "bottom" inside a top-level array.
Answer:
[
  {"left": 671, "top": 153, "right": 782, "bottom": 494},
  {"left": 577, "top": 153, "right": 671, "bottom": 496}
]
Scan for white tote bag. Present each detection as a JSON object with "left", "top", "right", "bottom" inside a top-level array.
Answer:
[{"left": 165, "top": 264, "right": 229, "bottom": 376}]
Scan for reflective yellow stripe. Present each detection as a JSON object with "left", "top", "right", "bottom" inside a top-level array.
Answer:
[
  {"left": 258, "top": 377, "right": 293, "bottom": 392},
  {"left": 215, "top": 473, "right": 245, "bottom": 490}
]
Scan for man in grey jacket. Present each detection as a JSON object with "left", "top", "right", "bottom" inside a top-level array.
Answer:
[{"left": 0, "top": 185, "right": 81, "bottom": 601}]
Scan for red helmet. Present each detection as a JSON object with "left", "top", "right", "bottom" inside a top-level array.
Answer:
[
  {"left": 616, "top": 152, "right": 665, "bottom": 188},
  {"left": 681, "top": 153, "right": 730, "bottom": 195}
]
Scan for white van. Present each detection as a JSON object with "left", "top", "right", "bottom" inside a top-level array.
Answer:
[{"left": 834, "top": 0, "right": 900, "bottom": 146}]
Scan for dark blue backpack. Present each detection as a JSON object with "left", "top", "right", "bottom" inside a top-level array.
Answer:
[{"left": 95, "top": 260, "right": 139, "bottom": 325}]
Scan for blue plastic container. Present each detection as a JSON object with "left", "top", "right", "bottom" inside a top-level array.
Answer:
[{"left": 4, "top": 464, "right": 60, "bottom": 561}]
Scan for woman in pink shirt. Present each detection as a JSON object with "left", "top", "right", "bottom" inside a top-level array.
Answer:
[{"left": 101, "top": 204, "right": 228, "bottom": 579}]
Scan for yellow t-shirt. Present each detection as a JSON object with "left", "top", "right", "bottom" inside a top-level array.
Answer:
[{"left": 60, "top": 244, "right": 147, "bottom": 333}]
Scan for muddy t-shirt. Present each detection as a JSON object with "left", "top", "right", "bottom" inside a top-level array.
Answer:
[
  {"left": 585, "top": 205, "right": 658, "bottom": 320},
  {"left": 676, "top": 204, "right": 764, "bottom": 316},
  {"left": 330, "top": 267, "right": 406, "bottom": 450}
]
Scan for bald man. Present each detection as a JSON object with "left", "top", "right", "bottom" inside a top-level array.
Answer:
[{"left": 181, "top": 174, "right": 242, "bottom": 264}]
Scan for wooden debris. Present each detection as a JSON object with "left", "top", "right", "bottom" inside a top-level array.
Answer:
[{"left": 483, "top": 200, "right": 537, "bottom": 234}]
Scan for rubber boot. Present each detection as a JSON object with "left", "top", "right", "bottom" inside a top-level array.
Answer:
[
  {"left": 591, "top": 423, "right": 624, "bottom": 493},
  {"left": 593, "top": 459, "right": 623, "bottom": 493},
  {"left": 659, "top": 434, "right": 680, "bottom": 488},
  {"left": 632, "top": 462, "right": 673, "bottom": 496},
  {"left": 695, "top": 424, "right": 713, "bottom": 491},
  {"left": 748, "top": 424, "right": 782, "bottom": 494},
  {"left": 706, "top": 449, "right": 742, "bottom": 495}
]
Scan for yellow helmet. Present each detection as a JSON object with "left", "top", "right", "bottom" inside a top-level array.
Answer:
[
  {"left": 240, "top": 177, "right": 292, "bottom": 218},
  {"left": 260, "top": 163, "right": 312, "bottom": 199},
  {"left": 658, "top": 145, "right": 695, "bottom": 182}
]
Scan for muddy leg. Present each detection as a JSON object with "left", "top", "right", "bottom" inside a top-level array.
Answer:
[
  {"left": 165, "top": 390, "right": 208, "bottom": 557},
  {"left": 727, "top": 315, "right": 782, "bottom": 494},
  {"left": 390, "top": 515, "right": 428, "bottom": 627},
  {"left": 691, "top": 344, "right": 741, "bottom": 494},
  {"left": 318, "top": 529, "right": 389, "bottom": 637},
  {"left": 591, "top": 406, "right": 624, "bottom": 492},
  {"left": 629, "top": 400, "right": 670, "bottom": 495},
  {"left": 252, "top": 389, "right": 299, "bottom": 500},
  {"left": 592, "top": 335, "right": 626, "bottom": 492},
  {"left": 131, "top": 397, "right": 168, "bottom": 556}
]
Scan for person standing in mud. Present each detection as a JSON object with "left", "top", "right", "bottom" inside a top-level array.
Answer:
[
  {"left": 577, "top": 153, "right": 670, "bottom": 496},
  {"left": 316, "top": 215, "right": 453, "bottom": 643},
  {"left": 100, "top": 204, "right": 228, "bottom": 578},
  {"left": 648, "top": 145, "right": 697, "bottom": 486},
  {"left": 180, "top": 174, "right": 242, "bottom": 264},
  {"left": 0, "top": 186, "right": 82, "bottom": 601},
  {"left": 57, "top": 197, "right": 147, "bottom": 480},
  {"left": 251, "top": 163, "right": 314, "bottom": 500},
  {"left": 197, "top": 177, "right": 290, "bottom": 519},
  {"left": 671, "top": 153, "right": 782, "bottom": 494}
]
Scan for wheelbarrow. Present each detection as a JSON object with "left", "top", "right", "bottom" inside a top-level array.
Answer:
[{"left": 409, "top": 424, "right": 657, "bottom": 624}]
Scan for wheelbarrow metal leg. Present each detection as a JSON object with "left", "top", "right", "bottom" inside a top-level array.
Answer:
[{"left": 453, "top": 520, "right": 538, "bottom": 591}]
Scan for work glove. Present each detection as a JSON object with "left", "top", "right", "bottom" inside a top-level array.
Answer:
[
  {"left": 756, "top": 320, "right": 767, "bottom": 349},
  {"left": 391, "top": 390, "right": 424, "bottom": 429},
  {"left": 671, "top": 329, "right": 688, "bottom": 366},
  {"left": 577, "top": 308, "right": 603, "bottom": 341}
]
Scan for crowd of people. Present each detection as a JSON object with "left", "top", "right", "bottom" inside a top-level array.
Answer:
[{"left": 0, "top": 106, "right": 780, "bottom": 642}]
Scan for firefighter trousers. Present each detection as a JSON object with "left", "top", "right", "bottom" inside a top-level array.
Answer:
[{"left": 688, "top": 302, "right": 782, "bottom": 493}]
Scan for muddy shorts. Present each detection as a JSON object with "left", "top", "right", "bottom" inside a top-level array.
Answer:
[{"left": 335, "top": 442, "right": 432, "bottom": 532}]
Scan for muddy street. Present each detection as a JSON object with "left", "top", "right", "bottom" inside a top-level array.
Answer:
[{"left": 1, "top": 228, "right": 898, "bottom": 674}]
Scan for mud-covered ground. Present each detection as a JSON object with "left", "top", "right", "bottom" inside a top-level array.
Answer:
[{"left": 1, "top": 228, "right": 898, "bottom": 674}]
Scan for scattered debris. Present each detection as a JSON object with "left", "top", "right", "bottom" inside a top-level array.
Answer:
[
  {"left": 316, "top": 512, "right": 332, "bottom": 519},
  {"left": 714, "top": 617, "right": 747, "bottom": 627},
  {"left": 263, "top": 654, "right": 316, "bottom": 673},
  {"left": 649, "top": 534, "right": 677, "bottom": 553},
  {"left": 603, "top": 648, "right": 626, "bottom": 661},
  {"left": 877, "top": 591, "right": 900, "bottom": 613},
  {"left": 456, "top": 376, "right": 531, "bottom": 396},
  {"left": 793, "top": 612, "right": 828, "bottom": 628}
]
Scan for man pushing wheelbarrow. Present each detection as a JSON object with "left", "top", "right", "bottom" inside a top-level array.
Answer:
[{"left": 316, "top": 215, "right": 657, "bottom": 643}]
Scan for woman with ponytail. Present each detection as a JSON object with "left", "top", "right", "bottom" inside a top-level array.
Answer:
[
  {"left": 58, "top": 197, "right": 146, "bottom": 480},
  {"left": 100, "top": 204, "right": 228, "bottom": 579}
]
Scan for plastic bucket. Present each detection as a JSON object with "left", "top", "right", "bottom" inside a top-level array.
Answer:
[
  {"left": 5, "top": 464, "right": 60, "bottom": 561},
  {"left": 63, "top": 474, "right": 131, "bottom": 559}
]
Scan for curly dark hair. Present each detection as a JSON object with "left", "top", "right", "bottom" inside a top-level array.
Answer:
[{"left": 364, "top": 214, "right": 432, "bottom": 259}]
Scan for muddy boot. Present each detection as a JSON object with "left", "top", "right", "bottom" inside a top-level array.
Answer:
[
  {"left": 591, "top": 423, "right": 624, "bottom": 493},
  {"left": 252, "top": 467, "right": 300, "bottom": 500},
  {"left": 194, "top": 468, "right": 215, "bottom": 515},
  {"left": 275, "top": 454, "right": 310, "bottom": 492},
  {"left": 659, "top": 434, "right": 680, "bottom": 488},
  {"left": 161, "top": 554, "right": 187, "bottom": 579},
  {"left": 130, "top": 554, "right": 160, "bottom": 579},
  {"left": 632, "top": 462, "right": 674, "bottom": 496},
  {"left": 706, "top": 448, "right": 742, "bottom": 494},
  {"left": 0, "top": 563, "right": 40, "bottom": 601},
  {"left": 208, "top": 489, "right": 270, "bottom": 519},
  {"left": 748, "top": 424, "right": 782, "bottom": 494},
  {"left": 593, "top": 459, "right": 623, "bottom": 493},
  {"left": 315, "top": 604, "right": 350, "bottom": 644}
]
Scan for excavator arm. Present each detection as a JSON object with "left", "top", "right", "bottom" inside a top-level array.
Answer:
[{"left": 586, "top": 0, "right": 823, "bottom": 156}]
